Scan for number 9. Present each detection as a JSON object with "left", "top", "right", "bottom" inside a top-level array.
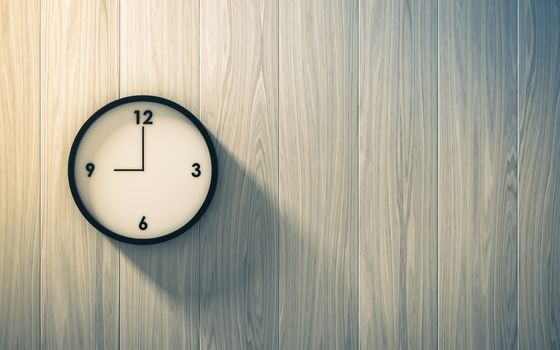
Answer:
[{"left": 86, "top": 163, "right": 95, "bottom": 177}]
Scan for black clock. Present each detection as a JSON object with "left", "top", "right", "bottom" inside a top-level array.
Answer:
[{"left": 68, "top": 95, "right": 217, "bottom": 244}]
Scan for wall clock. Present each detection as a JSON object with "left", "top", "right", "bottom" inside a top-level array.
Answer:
[{"left": 68, "top": 95, "right": 217, "bottom": 244}]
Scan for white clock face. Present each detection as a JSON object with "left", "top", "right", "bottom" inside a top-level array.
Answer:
[{"left": 69, "top": 96, "right": 217, "bottom": 244}]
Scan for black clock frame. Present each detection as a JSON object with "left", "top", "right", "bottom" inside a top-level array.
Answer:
[{"left": 68, "top": 95, "right": 218, "bottom": 245}]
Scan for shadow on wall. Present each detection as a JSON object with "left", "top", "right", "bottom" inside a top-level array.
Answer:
[{"left": 109, "top": 132, "right": 320, "bottom": 342}]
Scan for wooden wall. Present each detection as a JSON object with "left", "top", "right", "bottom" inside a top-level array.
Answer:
[{"left": 1, "top": 0, "right": 559, "bottom": 349}]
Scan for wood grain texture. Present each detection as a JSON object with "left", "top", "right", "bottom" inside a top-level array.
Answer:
[
  {"left": 359, "top": 0, "right": 437, "bottom": 348},
  {"left": 279, "top": 0, "right": 358, "bottom": 348},
  {"left": 0, "top": 0, "right": 40, "bottom": 348},
  {"left": 519, "top": 1, "right": 560, "bottom": 348},
  {"left": 2, "top": 0, "right": 558, "bottom": 347},
  {"left": 119, "top": 0, "right": 200, "bottom": 349},
  {"left": 438, "top": 0, "right": 517, "bottom": 348},
  {"left": 199, "top": 0, "right": 278, "bottom": 348},
  {"left": 41, "top": 0, "right": 120, "bottom": 348}
]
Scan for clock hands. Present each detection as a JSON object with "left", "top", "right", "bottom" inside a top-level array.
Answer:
[{"left": 114, "top": 126, "right": 145, "bottom": 172}]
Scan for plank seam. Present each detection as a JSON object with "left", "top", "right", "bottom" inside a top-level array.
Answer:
[
  {"left": 198, "top": 0, "right": 202, "bottom": 347},
  {"left": 277, "top": 0, "right": 281, "bottom": 347},
  {"left": 357, "top": 0, "right": 361, "bottom": 347},
  {"left": 436, "top": 0, "right": 440, "bottom": 348},
  {"left": 197, "top": 0, "right": 201, "bottom": 347},
  {"left": 516, "top": 0, "right": 520, "bottom": 347},
  {"left": 39, "top": 0, "right": 43, "bottom": 347},
  {"left": 118, "top": 0, "right": 121, "bottom": 349}
]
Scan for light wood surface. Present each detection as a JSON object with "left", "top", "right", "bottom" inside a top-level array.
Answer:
[
  {"left": 438, "top": 0, "right": 518, "bottom": 348},
  {"left": 40, "top": 0, "right": 120, "bottom": 348},
  {"left": 0, "top": 0, "right": 40, "bottom": 348},
  {"left": 519, "top": 1, "right": 560, "bottom": 348},
  {"left": 2, "top": 0, "right": 560, "bottom": 348},
  {"left": 359, "top": 0, "right": 437, "bottom": 348},
  {"left": 279, "top": 0, "right": 358, "bottom": 348},
  {"left": 119, "top": 0, "right": 200, "bottom": 349},
  {"left": 199, "top": 0, "right": 278, "bottom": 349}
]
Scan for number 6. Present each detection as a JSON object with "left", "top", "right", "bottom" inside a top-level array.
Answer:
[{"left": 139, "top": 216, "right": 148, "bottom": 230}]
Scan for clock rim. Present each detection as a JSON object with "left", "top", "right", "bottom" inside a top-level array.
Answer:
[{"left": 68, "top": 95, "right": 218, "bottom": 245}]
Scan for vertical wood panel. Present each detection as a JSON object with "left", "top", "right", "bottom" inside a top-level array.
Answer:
[
  {"left": 279, "top": 0, "right": 358, "bottom": 348},
  {"left": 438, "top": 0, "right": 517, "bottom": 348},
  {"left": 9, "top": 1, "right": 560, "bottom": 347},
  {"left": 0, "top": 0, "right": 40, "bottom": 348},
  {"left": 359, "top": 0, "right": 437, "bottom": 348},
  {"left": 199, "top": 0, "right": 278, "bottom": 348},
  {"left": 519, "top": 1, "right": 560, "bottom": 348},
  {"left": 41, "top": 0, "right": 120, "bottom": 348},
  {"left": 119, "top": 0, "right": 200, "bottom": 348}
]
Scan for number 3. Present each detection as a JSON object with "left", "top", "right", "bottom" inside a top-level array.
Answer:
[{"left": 192, "top": 163, "right": 201, "bottom": 177}]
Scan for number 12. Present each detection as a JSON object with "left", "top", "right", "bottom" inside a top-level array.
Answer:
[{"left": 134, "top": 110, "right": 153, "bottom": 125}]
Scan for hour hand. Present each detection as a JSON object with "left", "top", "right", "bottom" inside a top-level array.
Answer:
[{"left": 114, "top": 126, "right": 145, "bottom": 171}]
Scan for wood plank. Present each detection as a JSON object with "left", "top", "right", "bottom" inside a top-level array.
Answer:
[
  {"left": 359, "top": 0, "right": 437, "bottom": 348},
  {"left": 279, "top": 0, "right": 358, "bottom": 348},
  {"left": 119, "top": 0, "right": 200, "bottom": 348},
  {"left": 41, "top": 0, "right": 120, "bottom": 348},
  {"left": 0, "top": 0, "right": 40, "bottom": 348},
  {"left": 438, "top": 0, "right": 517, "bottom": 348},
  {"left": 199, "top": 0, "right": 278, "bottom": 348},
  {"left": 519, "top": 1, "right": 560, "bottom": 348}
]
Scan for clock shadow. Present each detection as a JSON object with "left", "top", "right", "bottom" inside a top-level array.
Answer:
[{"left": 113, "top": 132, "right": 322, "bottom": 340}]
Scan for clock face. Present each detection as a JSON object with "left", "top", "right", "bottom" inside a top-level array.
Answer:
[{"left": 68, "top": 95, "right": 217, "bottom": 244}]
